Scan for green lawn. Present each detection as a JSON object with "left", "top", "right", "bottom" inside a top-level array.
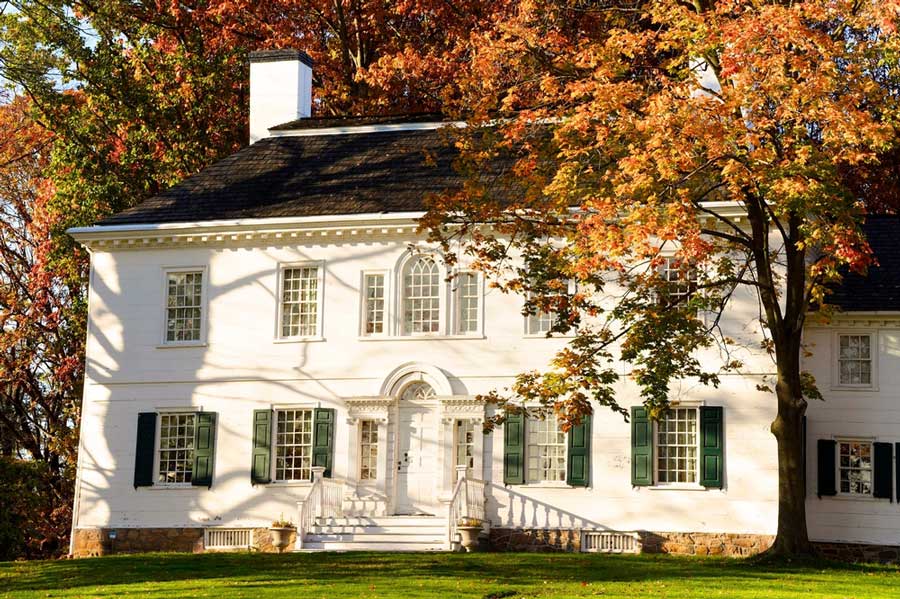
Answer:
[{"left": 1, "top": 552, "right": 898, "bottom": 599}]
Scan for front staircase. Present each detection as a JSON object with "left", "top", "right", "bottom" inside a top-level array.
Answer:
[
  {"left": 300, "top": 515, "right": 447, "bottom": 551},
  {"left": 295, "top": 465, "right": 485, "bottom": 552}
]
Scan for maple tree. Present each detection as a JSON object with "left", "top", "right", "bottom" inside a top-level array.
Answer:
[
  {"left": 0, "top": 95, "right": 83, "bottom": 557},
  {"left": 423, "top": 0, "right": 900, "bottom": 555}
]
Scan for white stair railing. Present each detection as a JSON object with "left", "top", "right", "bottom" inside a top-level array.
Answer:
[
  {"left": 295, "top": 466, "right": 344, "bottom": 549},
  {"left": 447, "top": 465, "right": 487, "bottom": 550}
]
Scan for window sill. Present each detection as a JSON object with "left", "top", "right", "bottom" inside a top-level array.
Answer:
[
  {"left": 146, "top": 484, "right": 199, "bottom": 490},
  {"left": 266, "top": 481, "right": 313, "bottom": 488},
  {"left": 830, "top": 385, "right": 878, "bottom": 392},
  {"left": 156, "top": 342, "right": 208, "bottom": 349},
  {"left": 517, "top": 482, "right": 574, "bottom": 489},
  {"left": 647, "top": 484, "right": 710, "bottom": 492},
  {"left": 522, "top": 334, "right": 576, "bottom": 340},
  {"left": 357, "top": 334, "right": 486, "bottom": 342},
  {"left": 273, "top": 336, "right": 325, "bottom": 344},
  {"left": 828, "top": 494, "right": 886, "bottom": 502}
]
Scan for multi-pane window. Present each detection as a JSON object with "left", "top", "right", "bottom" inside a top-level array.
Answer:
[
  {"left": 839, "top": 440, "right": 873, "bottom": 495},
  {"left": 363, "top": 273, "right": 386, "bottom": 335},
  {"left": 657, "top": 257, "right": 697, "bottom": 306},
  {"left": 526, "top": 310, "right": 554, "bottom": 336},
  {"left": 838, "top": 334, "right": 873, "bottom": 386},
  {"left": 359, "top": 420, "right": 378, "bottom": 481},
  {"left": 165, "top": 271, "right": 203, "bottom": 343},
  {"left": 157, "top": 413, "right": 195, "bottom": 484},
  {"left": 403, "top": 256, "right": 441, "bottom": 334},
  {"left": 280, "top": 266, "right": 320, "bottom": 338},
  {"left": 656, "top": 408, "right": 699, "bottom": 484},
  {"left": 455, "top": 420, "right": 476, "bottom": 480},
  {"left": 456, "top": 273, "right": 480, "bottom": 334},
  {"left": 526, "top": 417, "right": 567, "bottom": 483},
  {"left": 274, "top": 409, "right": 313, "bottom": 481}
]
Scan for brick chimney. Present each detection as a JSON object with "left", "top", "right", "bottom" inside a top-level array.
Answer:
[{"left": 249, "top": 49, "right": 313, "bottom": 144}]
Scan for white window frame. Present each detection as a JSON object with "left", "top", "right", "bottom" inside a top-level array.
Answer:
[
  {"left": 652, "top": 404, "right": 704, "bottom": 489},
  {"left": 275, "top": 261, "right": 325, "bottom": 342},
  {"left": 656, "top": 255, "right": 698, "bottom": 306},
  {"left": 160, "top": 266, "right": 208, "bottom": 347},
  {"left": 360, "top": 270, "right": 391, "bottom": 338},
  {"left": 451, "top": 270, "right": 484, "bottom": 336},
  {"left": 397, "top": 253, "right": 447, "bottom": 337},
  {"left": 836, "top": 438, "right": 875, "bottom": 498},
  {"left": 359, "top": 419, "right": 379, "bottom": 481},
  {"left": 271, "top": 406, "right": 316, "bottom": 483},
  {"left": 832, "top": 331, "right": 877, "bottom": 390},
  {"left": 454, "top": 419, "right": 477, "bottom": 480},
  {"left": 525, "top": 416, "right": 568, "bottom": 485},
  {"left": 523, "top": 280, "right": 577, "bottom": 338},
  {"left": 153, "top": 411, "right": 196, "bottom": 488}
]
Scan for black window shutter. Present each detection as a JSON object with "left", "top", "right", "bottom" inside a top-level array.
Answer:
[
  {"left": 134, "top": 412, "right": 157, "bottom": 488},
  {"left": 873, "top": 442, "right": 893, "bottom": 501},
  {"left": 817, "top": 439, "right": 837, "bottom": 497},
  {"left": 251, "top": 409, "right": 272, "bottom": 484},
  {"left": 566, "top": 414, "right": 591, "bottom": 487},
  {"left": 896, "top": 443, "right": 900, "bottom": 504},
  {"left": 699, "top": 406, "right": 724, "bottom": 488},
  {"left": 631, "top": 407, "right": 652, "bottom": 486},
  {"left": 192, "top": 412, "right": 217, "bottom": 488},
  {"left": 312, "top": 408, "right": 335, "bottom": 478},
  {"left": 503, "top": 412, "right": 525, "bottom": 485}
]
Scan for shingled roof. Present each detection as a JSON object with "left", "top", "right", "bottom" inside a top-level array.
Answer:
[
  {"left": 99, "top": 126, "right": 462, "bottom": 226},
  {"left": 827, "top": 215, "right": 900, "bottom": 312}
]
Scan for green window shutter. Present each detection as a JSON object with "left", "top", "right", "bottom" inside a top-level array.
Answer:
[
  {"left": 251, "top": 409, "right": 272, "bottom": 484},
  {"left": 192, "top": 412, "right": 217, "bottom": 488},
  {"left": 873, "top": 442, "right": 893, "bottom": 501},
  {"left": 566, "top": 414, "right": 591, "bottom": 487},
  {"left": 134, "top": 412, "right": 157, "bottom": 489},
  {"left": 631, "top": 407, "right": 652, "bottom": 486},
  {"left": 313, "top": 408, "right": 335, "bottom": 478},
  {"left": 896, "top": 443, "right": 900, "bottom": 504},
  {"left": 699, "top": 406, "right": 724, "bottom": 488},
  {"left": 817, "top": 439, "right": 837, "bottom": 497},
  {"left": 503, "top": 413, "right": 525, "bottom": 485}
]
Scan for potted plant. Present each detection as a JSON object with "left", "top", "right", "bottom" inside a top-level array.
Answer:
[
  {"left": 456, "top": 517, "right": 483, "bottom": 552},
  {"left": 269, "top": 515, "right": 295, "bottom": 553}
]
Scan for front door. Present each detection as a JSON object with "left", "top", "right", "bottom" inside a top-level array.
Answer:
[{"left": 395, "top": 382, "right": 438, "bottom": 514}]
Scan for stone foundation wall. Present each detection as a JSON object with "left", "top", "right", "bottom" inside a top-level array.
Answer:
[
  {"left": 813, "top": 541, "right": 900, "bottom": 564},
  {"left": 640, "top": 532, "right": 774, "bottom": 557},
  {"left": 487, "top": 528, "right": 773, "bottom": 557},
  {"left": 71, "top": 527, "right": 297, "bottom": 557}
]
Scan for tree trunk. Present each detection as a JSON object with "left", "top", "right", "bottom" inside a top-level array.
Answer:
[{"left": 768, "top": 361, "right": 814, "bottom": 557}]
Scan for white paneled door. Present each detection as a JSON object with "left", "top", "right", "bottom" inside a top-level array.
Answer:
[{"left": 394, "top": 383, "right": 438, "bottom": 514}]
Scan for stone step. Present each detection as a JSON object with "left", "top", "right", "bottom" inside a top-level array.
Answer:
[
  {"left": 314, "top": 516, "right": 443, "bottom": 528},
  {"left": 306, "top": 532, "right": 445, "bottom": 544},
  {"left": 299, "top": 540, "right": 446, "bottom": 551},
  {"left": 311, "top": 525, "right": 446, "bottom": 535}
]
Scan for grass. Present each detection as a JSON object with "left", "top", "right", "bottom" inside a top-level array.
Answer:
[{"left": 1, "top": 552, "right": 899, "bottom": 599}]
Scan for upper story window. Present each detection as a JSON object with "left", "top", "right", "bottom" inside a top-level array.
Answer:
[
  {"left": 657, "top": 256, "right": 697, "bottom": 306},
  {"left": 527, "top": 417, "right": 567, "bottom": 483},
  {"left": 402, "top": 256, "right": 441, "bottom": 335},
  {"left": 524, "top": 280, "right": 574, "bottom": 337},
  {"left": 164, "top": 269, "right": 205, "bottom": 344},
  {"left": 274, "top": 408, "right": 314, "bottom": 482},
  {"left": 838, "top": 334, "right": 873, "bottom": 387},
  {"left": 157, "top": 413, "right": 195, "bottom": 485},
  {"left": 455, "top": 272, "right": 480, "bottom": 334},
  {"left": 656, "top": 407, "right": 699, "bottom": 485},
  {"left": 279, "top": 264, "right": 323, "bottom": 339},
  {"left": 362, "top": 273, "right": 387, "bottom": 336}
]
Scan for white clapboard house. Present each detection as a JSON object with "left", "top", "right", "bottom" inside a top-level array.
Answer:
[{"left": 67, "top": 49, "right": 900, "bottom": 556}]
